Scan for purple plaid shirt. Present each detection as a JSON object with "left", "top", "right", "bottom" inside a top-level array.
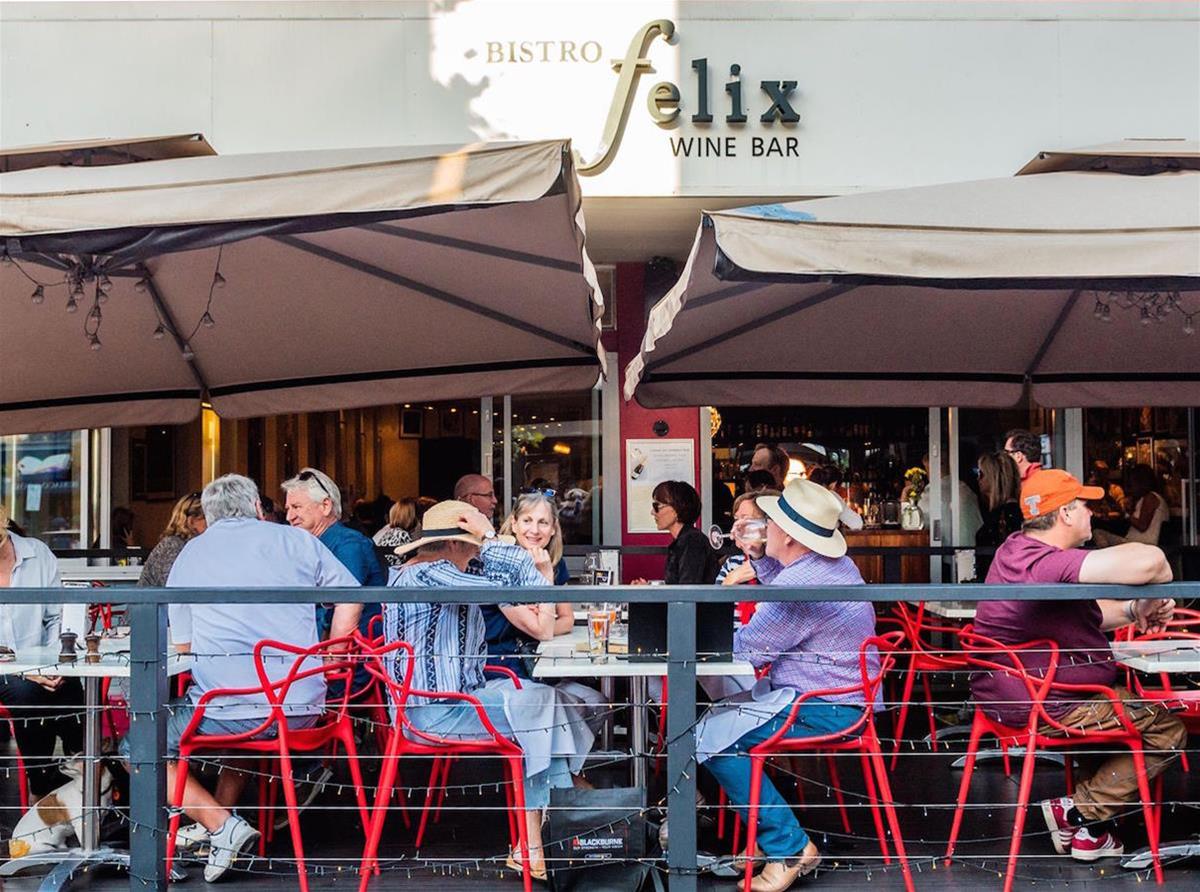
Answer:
[{"left": 740, "top": 553, "right": 880, "bottom": 706}]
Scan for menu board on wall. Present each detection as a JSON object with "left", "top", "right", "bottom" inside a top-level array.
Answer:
[{"left": 625, "top": 438, "right": 695, "bottom": 533}]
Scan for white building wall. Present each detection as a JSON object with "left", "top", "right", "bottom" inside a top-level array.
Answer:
[{"left": 1, "top": 1, "right": 1196, "bottom": 196}]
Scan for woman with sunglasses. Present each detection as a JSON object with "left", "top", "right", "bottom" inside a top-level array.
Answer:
[
  {"left": 137, "top": 491, "right": 207, "bottom": 587},
  {"left": 482, "top": 491, "right": 575, "bottom": 678},
  {"left": 633, "top": 480, "right": 719, "bottom": 585}
]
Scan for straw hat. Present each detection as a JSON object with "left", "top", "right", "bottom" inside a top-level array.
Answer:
[
  {"left": 393, "top": 499, "right": 510, "bottom": 557},
  {"left": 756, "top": 479, "right": 848, "bottom": 559}
]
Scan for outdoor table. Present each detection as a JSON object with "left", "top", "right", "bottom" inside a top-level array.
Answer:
[
  {"left": 0, "top": 634, "right": 192, "bottom": 891},
  {"left": 533, "top": 625, "right": 754, "bottom": 787},
  {"left": 911, "top": 599, "right": 977, "bottom": 621},
  {"left": 1111, "top": 638, "right": 1200, "bottom": 871}
]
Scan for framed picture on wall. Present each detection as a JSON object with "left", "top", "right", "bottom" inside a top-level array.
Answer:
[
  {"left": 130, "top": 427, "right": 176, "bottom": 500},
  {"left": 400, "top": 409, "right": 423, "bottom": 439},
  {"left": 596, "top": 264, "right": 616, "bottom": 331}
]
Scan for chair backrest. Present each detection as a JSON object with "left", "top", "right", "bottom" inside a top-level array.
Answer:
[
  {"left": 860, "top": 630, "right": 904, "bottom": 707},
  {"left": 891, "top": 601, "right": 970, "bottom": 665},
  {"left": 252, "top": 634, "right": 358, "bottom": 717},
  {"left": 958, "top": 629, "right": 1060, "bottom": 727}
]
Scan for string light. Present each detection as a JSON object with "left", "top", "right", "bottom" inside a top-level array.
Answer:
[
  {"left": 31, "top": 284, "right": 45, "bottom": 304},
  {"left": 153, "top": 321, "right": 167, "bottom": 339},
  {"left": 1092, "top": 287, "right": 1195, "bottom": 335}
]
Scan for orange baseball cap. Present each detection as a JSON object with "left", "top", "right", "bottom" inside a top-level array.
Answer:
[{"left": 1019, "top": 469, "right": 1105, "bottom": 520}]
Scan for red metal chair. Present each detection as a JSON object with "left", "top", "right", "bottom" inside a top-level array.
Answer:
[
  {"left": 164, "top": 635, "right": 369, "bottom": 891},
  {"left": 742, "top": 632, "right": 914, "bottom": 892},
  {"left": 888, "top": 601, "right": 971, "bottom": 768},
  {"left": 0, "top": 703, "right": 29, "bottom": 813},
  {"left": 944, "top": 631, "right": 1166, "bottom": 891},
  {"left": 354, "top": 635, "right": 534, "bottom": 892},
  {"left": 1119, "top": 607, "right": 1200, "bottom": 772}
]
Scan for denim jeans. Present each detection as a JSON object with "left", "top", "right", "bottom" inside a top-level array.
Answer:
[{"left": 702, "top": 696, "right": 863, "bottom": 858}]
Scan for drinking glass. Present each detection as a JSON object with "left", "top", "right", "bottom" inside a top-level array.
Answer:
[{"left": 587, "top": 610, "right": 610, "bottom": 658}]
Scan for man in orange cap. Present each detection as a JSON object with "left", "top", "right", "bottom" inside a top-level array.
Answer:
[{"left": 971, "top": 469, "right": 1185, "bottom": 863}]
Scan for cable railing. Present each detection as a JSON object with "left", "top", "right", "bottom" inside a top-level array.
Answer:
[{"left": 0, "top": 581, "right": 1197, "bottom": 891}]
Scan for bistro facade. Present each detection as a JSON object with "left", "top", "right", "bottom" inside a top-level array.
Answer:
[{"left": 1, "top": 0, "right": 1197, "bottom": 581}]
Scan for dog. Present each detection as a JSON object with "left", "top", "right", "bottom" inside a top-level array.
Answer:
[{"left": 7, "top": 761, "right": 112, "bottom": 859}]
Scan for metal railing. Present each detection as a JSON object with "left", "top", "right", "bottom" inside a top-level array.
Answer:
[{"left": 3, "top": 580, "right": 1199, "bottom": 891}]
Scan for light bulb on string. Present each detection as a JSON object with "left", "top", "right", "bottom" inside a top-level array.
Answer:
[
  {"left": 1140, "top": 306, "right": 1153, "bottom": 325},
  {"left": 66, "top": 296, "right": 79, "bottom": 314},
  {"left": 1186, "top": 316, "right": 1195, "bottom": 336},
  {"left": 213, "top": 271, "right": 226, "bottom": 289},
  {"left": 96, "top": 282, "right": 108, "bottom": 305},
  {"left": 134, "top": 277, "right": 149, "bottom": 293},
  {"left": 31, "top": 285, "right": 45, "bottom": 304},
  {"left": 200, "top": 311, "right": 215, "bottom": 328},
  {"left": 181, "top": 344, "right": 196, "bottom": 361},
  {"left": 0, "top": 254, "right": 11, "bottom": 265},
  {"left": 153, "top": 322, "right": 167, "bottom": 340},
  {"left": 88, "top": 334, "right": 102, "bottom": 351}
]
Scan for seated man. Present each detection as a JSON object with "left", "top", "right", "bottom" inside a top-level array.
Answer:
[
  {"left": 384, "top": 499, "right": 594, "bottom": 880},
  {"left": 972, "top": 469, "right": 1185, "bottom": 861},
  {"left": 155, "top": 474, "right": 362, "bottom": 882},
  {"left": 696, "top": 480, "right": 879, "bottom": 892}
]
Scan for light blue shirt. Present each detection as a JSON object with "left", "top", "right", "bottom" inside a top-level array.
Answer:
[
  {"left": 0, "top": 532, "right": 62, "bottom": 650},
  {"left": 166, "top": 517, "right": 360, "bottom": 720}
]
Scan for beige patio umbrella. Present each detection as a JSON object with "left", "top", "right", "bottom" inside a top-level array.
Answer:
[
  {"left": 0, "top": 133, "right": 216, "bottom": 172},
  {"left": 625, "top": 140, "right": 1200, "bottom": 409},
  {"left": 0, "top": 140, "right": 604, "bottom": 434}
]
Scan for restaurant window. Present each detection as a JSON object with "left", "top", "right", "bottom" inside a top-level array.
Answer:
[
  {"left": 1, "top": 429, "right": 87, "bottom": 549},
  {"left": 1084, "top": 407, "right": 1195, "bottom": 554},
  {"left": 500, "top": 390, "right": 602, "bottom": 546}
]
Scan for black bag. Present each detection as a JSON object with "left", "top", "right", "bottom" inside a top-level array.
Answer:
[{"left": 546, "top": 786, "right": 652, "bottom": 892}]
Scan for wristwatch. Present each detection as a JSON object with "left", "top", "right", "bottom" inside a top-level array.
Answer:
[{"left": 482, "top": 529, "right": 497, "bottom": 541}]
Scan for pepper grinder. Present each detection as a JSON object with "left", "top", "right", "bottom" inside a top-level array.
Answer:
[
  {"left": 85, "top": 633, "right": 103, "bottom": 664},
  {"left": 58, "top": 631, "right": 79, "bottom": 663}
]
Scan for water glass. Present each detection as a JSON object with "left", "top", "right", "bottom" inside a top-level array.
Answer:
[{"left": 587, "top": 610, "right": 610, "bottom": 658}]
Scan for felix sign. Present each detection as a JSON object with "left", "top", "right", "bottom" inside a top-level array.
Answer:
[{"left": 577, "top": 19, "right": 801, "bottom": 175}]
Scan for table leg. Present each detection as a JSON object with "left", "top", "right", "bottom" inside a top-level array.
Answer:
[
  {"left": 82, "top": 676, "right": 101, "bottom": 852},
  {"left": 600, "top": 677, "right": 615, "bottom": 752},
  {"left": 629, "top": 676, "right": 647, "bottom": 788}
]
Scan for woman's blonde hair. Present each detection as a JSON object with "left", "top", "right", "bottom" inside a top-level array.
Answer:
[
  {"left": 0, "top": 502, "right": 9, "bottom": 545},
  {"left": 500, "top": 492, "right": 563, "bottom": 565},
  {"left": 388, "top": 497, "right": 418, "bottom": 533},
  {"left": 731, "top": 489, "right": 780, "bottom": 517},
  {"left": 161, "top": 491, "right": 204, "bottom": 542}
]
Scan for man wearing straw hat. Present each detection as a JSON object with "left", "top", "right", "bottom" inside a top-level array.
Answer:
[
  {"left": 695, "top": 479, "right": 879, "bottom": 892},
  {"left": 384, "top": 499, "right": 595, "bottom": 880}
]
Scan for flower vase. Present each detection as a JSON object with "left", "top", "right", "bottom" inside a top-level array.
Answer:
[{"left": 901, "top": 500, "right": 924, "bottom": 531}]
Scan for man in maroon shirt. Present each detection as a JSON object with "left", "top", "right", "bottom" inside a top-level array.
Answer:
[{"left": 972, "top": 469, "right": 1185, "bottom": 862}]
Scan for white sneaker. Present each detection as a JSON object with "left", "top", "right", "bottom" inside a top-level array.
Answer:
[
  {"left": 203, "top": 815, "right": 260, "bottom": 883},
  {"left": 175, "top": 821, "right": 211, "bottom": 855}
]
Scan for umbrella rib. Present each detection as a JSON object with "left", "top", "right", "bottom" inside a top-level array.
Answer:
[
  {"left": 1023, "top": 286, "right": 1084, "bottom": 380},
  {"left": 272, "top": 234, "right": 597, "bottom": 357},
  {"left": 139, "top": 264, "right": 211, "bottom": 398},
  {"left": 687, "top": 282, "right": 767, "bottom": 311},
  {"left": 644, "top": 282, "right": 857, "bottom": 373},
  {"left": 361, "top": 223, "right": 582, "bottom": 273}
]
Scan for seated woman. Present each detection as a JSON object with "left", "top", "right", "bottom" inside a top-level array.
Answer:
[
  {"left": 633, "top": 480, "right": 719, "bottom": 585},
  {"left": 975, "top": 451, "right": 1024, "bottom": 578},
  {"left": 482, "top": 492, "right": 573, "bottom": 677},
  {"left": 0, "top": 503, "right": 84, "bottom": 799},
  {"left": 1092, "top": 463, "right": 1170, "bottom": 547}
]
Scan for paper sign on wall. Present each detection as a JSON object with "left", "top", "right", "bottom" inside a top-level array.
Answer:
[{"left": 626, "top": 438, "right": 695, "bottom": 533}]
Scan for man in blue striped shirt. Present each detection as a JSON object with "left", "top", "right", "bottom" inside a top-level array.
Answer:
[{"left": 383, "top": 499, "right": 594, "bottom": 879}]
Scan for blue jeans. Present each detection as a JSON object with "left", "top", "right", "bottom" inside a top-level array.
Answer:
[{"left": 703, "top": 697, "right": 863, "bottom": 858}]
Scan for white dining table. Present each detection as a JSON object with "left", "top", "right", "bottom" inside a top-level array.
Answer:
[
  {"left": 534, "top": 625, "right": 754, "bottom": 786},
  {"left": 0, "top": 634, "right": 192, "bottom": 891}
]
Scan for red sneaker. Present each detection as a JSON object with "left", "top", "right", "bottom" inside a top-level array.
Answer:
[
  {"left": 1070, "top": 826, "right": 1124, "bottom": 861},
  {"left": 1039, "top": 797, "right": 1076, "bottom": 854}
]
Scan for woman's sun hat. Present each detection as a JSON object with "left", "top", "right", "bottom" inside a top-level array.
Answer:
[{"left": 756, "top": 479, "right": 848, "bottom": 558}]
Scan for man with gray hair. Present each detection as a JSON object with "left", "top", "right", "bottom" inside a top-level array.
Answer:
[
  {"left": 155, "top": 474, "right": 361, "bottom": 882},
  {"left": 282, "top": 467, "right": 385, "bottom": 636}
]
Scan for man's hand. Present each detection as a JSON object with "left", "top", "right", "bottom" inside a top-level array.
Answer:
[
  {"left": 26, "top": 674, "right": 64, "bottom": 692},
  {"left": 1133, "top": 598, "right": 1175, "bottom": 634},
  {"left": 458, "top": 508, "right": 495, "bottom": 541},
  {"left": 722, "top": 561, "right": 757, "bottom": 586}
]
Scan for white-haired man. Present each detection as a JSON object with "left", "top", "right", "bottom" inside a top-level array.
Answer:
[{"left": 157, "top": 474, "right": 362, "bottom": 882}]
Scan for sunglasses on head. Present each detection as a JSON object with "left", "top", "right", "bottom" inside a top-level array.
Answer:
[
  {"left": 298, "top": 469, "right": 332, "bottom": 499},
  {"left": 521, "top": 487, "right": 556, "bottom": 499}
]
